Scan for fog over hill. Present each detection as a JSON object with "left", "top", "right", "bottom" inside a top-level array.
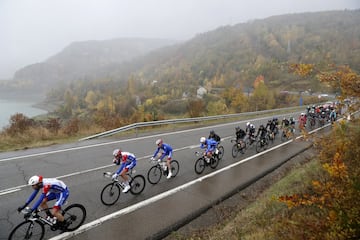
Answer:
[
  {"left": 3, "top": 10, "right": 360, "bottom": 98},
  {"left": 11, "top": 38, "right": 178, "bottom": 90}
]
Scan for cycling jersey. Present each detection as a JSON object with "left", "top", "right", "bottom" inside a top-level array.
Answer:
[
  {"left": 208, "top": 133, "right": 221, "bottom": 143},
  {"left": 153, "top": 143, "right": 173, "bottom": 160},
  {"left": 236, "top": 128, "right": 246, "bottom": 140},
  {"left": 115, "top": 152, "right": 137, "bottom": 174},
  {"left": 200, "top": 138, "right": 218, "bottom": 154},
  {"left": 25, "top": 178, "right": 69, "bottom": 211},
  {"left": 256, "top": 127, "right": 267, "bottom": 139}
]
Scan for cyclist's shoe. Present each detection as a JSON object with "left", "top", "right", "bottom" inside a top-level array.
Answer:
[
  {"left": 167, "top": 171, "right": 172, "bottom": 179},
  {"left": 122, "top": 185, "right": 131, "bottom": 193}
]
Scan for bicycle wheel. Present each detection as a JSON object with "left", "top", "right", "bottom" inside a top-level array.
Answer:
[
  {"left": 130, "top": 175, "right": 146, "bottom": 195},
  {"left": 256, "top": 140, "right": 264, "bottom": 153},
  {"left": 231, "top": 144, "right": 238, "bottom": 158},
  {"left": 8, "top": 220, "right": 45, "bottom": 240},
  {"left": 194, "top": 157, "right": 206, "bottom": 174},
  {"left": 147, "top": 165, "right": 162, "bottom": 184},
  {"left": 281, "top": 131, "right": 287, "bottom": 142},
  {"left": 170, "top": 160, "right": 180, "bottom": 177},
  {"left": 217, "top": 146, "right": 224, "bottom": 160},
  {"left": 210, "top": 156, "right": 219, "bottom": 169},
  {"left": 100, "top": 182, "right": 121, "bottom": 206},
  {"left": 62, "top": 203, "right": 86, "bottom": 232}
]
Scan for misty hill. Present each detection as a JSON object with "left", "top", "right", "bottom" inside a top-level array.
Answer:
[
  {"left": 9, "top": 10, "right": 360, "bottom": 97},
  {"left": 12, "top": 38, "right": 178, "bottom": 89},
  {"left": 128, "top": 9, "right": 360, "bottom": 93}
]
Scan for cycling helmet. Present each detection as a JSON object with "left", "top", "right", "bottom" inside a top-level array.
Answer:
[
  {"left": 210, "top": 130, "right": 215, "bottom": 135},
  {"left": 246, "top": 122, "right": 250, "bottom": 127},
  {"left": 155, "top": 139, "right": 163, "bottom": 145},
  {"left": 268, "top": 119, "right": 272, "bottom": 123},
  {"left": 235, "top": 126, "right": 240, "bottom": 131},
  {"left": 301, "top": 113, "right": 305, "bottom": 116},
  {"left": 113, "top": 149, "right": 122, "bottom": 158},
  {"left": 259, "top": 124, "right": 264, "bottom": 129},
  {"left": 28, "top": 175, "right": 43, "bottom": 186},
  {"left": 200, "top": 137, "right": 206, "bottom": 143}
]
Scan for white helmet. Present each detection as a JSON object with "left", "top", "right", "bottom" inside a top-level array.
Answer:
[
  {"left": 113, "top": 149, "right": 122, "bottom": 157},
  {"left": 155, "top": 139, "right": 163, "bottom": 145},
  {"left": 200, "top": 137, "right": 206, "bottom": 143},
  {"left": 246, "top": 122, "right": 250, "bottom": 127},
  {"left": 28, "top": 175, "right": 42, "bottom": 186}
]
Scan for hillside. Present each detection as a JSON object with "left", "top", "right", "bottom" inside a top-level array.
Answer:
[
  {"left": 131, "top": 10, "right": 360, "bottom": 94},
  {"left": 10, "top": 38, "right": 178, "bottom": 90},
  {"left": 1, "top": 10, "right": 359, "bottom": 124},
  {"left": 5, "top": 10, "right": 360, "bottom": 96}
]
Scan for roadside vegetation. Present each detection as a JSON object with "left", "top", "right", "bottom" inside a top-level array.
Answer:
[
  {"left": 170, "top": 117, "right": 359, "bottom": 240},
  {"left": 169, "top": 64, "right": 360, "bottom": 239},
  {"left": 0, "top": 83, "right": 321, "bottom": 152}
]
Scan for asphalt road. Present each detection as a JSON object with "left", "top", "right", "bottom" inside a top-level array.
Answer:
[{"left": 1, "top": 112, "right": 311, "bottom": 240}]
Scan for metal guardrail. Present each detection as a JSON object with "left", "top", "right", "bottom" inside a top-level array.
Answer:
[{"left": 79, "top": 105, "right": 306, "bottom": 141}]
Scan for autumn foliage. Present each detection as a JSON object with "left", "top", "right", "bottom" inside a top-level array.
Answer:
[{"left": 276, "top": 63, "right": 360, "bottom": 239}]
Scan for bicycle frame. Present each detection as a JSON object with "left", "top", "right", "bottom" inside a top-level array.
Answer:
[{"left": 103, "top": 170, "right": 136, "bottom": 188}]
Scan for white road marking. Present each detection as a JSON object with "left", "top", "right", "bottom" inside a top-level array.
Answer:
[{"left": 0, "top": 188, "right": 21, "bottom": 196}]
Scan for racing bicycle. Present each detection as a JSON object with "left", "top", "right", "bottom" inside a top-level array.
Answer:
[
  {"left": 194, "top": 151, "right": 220, "bottom": 174},
  {"left": 9, "top": 204, "right": 86, "bottom": 240},
  {"left": 215, "top": 144, "right": 225, "bottom": 160},
  {"left": 147, "top": 158, "right": 180, "bottom": 184},
  {"left": 255, "top": 135, "right": 269, "bottom": 153},
  {"left": 100, "top": 169, "right": 146, "bottom": 206},
  {"left": 281, "top": 126, "right": 295, "bottom": 142},
  {"left": 231, "top": 138, "right": 247, "bottom": 158}
]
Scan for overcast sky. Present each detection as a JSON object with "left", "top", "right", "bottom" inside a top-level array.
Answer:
[{"left": 0, "top": 0, "right": 358, "bottom": 79}]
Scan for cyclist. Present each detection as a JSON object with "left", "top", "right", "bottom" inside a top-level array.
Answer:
[
  {"left": 266, "top": 119, "right": 276, "bottom": 139},
  {"left": 255, "top": 124, "right": 267, "bottom": 141},
  {"left": 329, "top": 109, "right": 337, "bottom": 124},
  {"left": 235, "top": 126, "right": 246, "bottom": 143},
  {"left": 289, "top": 116, "right": 296, "bottom": 132},
  {"left": 245, "top": 122, "right": 256, "bottom": 144},
  {"left": 281, "top": 117, "right": 291, "bottom": 132},
  {"left": 208, "top": 130, "right": 221, "bottom": 144},
  {"left": 17, "top": 175, "right": 69, "bottom": 228},
  {"left": 151, "top": 139, "right": 173, "bottom": 179},
  {"left": 199, "top": 136, "right": 218, "bottom": 163},
  {"left": 112, "top": 149, "right": 137, "bottom": 193},
  {"left": 298, "top": 113, "right": 307, "bottom": 130}
]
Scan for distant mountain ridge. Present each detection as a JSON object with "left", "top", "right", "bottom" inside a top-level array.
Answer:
[
  {"left": 9, "top": 9, "right": 360, "bottom": 95},
  {"left": 12, "top": 38, "right": 178, "bottom": 89}
]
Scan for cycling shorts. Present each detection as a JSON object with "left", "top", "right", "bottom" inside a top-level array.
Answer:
[{"left": 46, "top": 188, "right": 69, "bottom": 210}]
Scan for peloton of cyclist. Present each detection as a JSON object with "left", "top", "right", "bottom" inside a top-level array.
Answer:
[
  {"left": 112, "top": 149, "right": 137, "bottom": 193},
  {"left": 151, "top": 139, "right": 173, "bottom": 179},
  {"left": 17, "top": 175, "right": 70, "bottom": 228},
  {"left": 199, "top": 136, "right": 218, "bottom": 163}
]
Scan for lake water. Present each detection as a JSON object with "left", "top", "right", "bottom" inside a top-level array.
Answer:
[{"left": 0, "top": 98, "right": 47, "bottom": 129}]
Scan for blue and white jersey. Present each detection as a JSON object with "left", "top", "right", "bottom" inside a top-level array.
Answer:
[
  {"left": 25, "top": 178, "right": 68, "bottom": 211},
  {"left": 115, "top": 152, "right": 137, "bottom": 174},
  {"left": 200, "top": 138, "right": 217, "bottom": 154}
]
